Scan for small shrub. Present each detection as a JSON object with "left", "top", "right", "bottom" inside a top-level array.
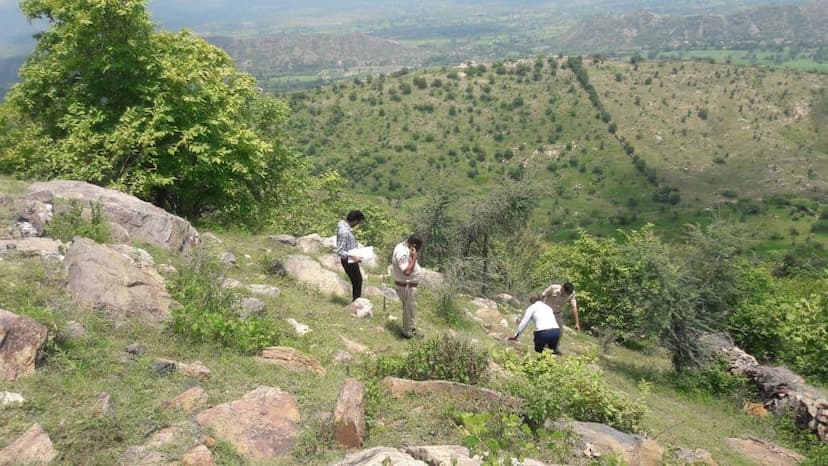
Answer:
[
  {"left": 169, "top": 249, "right": 280, "bottom": 354},
  {"left": 370, "top": 334, "right": 490, "bottom": 385},
  {"left": 502, "top": 352, "right": 646, "bottom": 432},
  {"left": 662, "top": 358, "right": 752, "bottom": 400},
  {"left": 46, "top": 201, "right": 111, "bottom": 243}
]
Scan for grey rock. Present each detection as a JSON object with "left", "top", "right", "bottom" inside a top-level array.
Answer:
[
  {"left": 150, "top": 360, "right": 176, "bottom": 375},
  {"left": 126, "top": 343, "right": 147, "bottom": 358},
  {"left": 269, "top": 234, "right": 297, "bottom": 247},
  {"left": 220, "top": 251, "right": 237, "bottom": 265},
  {"left": 238, "top": 297, "right": 266, "bottom": 318},
  {"left": 247, "top": 284, "right": 279, "bottom": 297},
  {"left": 0, "top": 391, "right": 25, "bottom": 408}
]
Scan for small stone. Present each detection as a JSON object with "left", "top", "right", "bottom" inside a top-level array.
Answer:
[
  {"left": 151, "top": 360, "right": 176, "bottom": 375},
  {"left": 0, "top": 391, "right": 25, "bottom": 408},
  {"left": 202, "top": 435, "right": 216, "bottom": 448},
  {"left": 182, "top": 444, "right": 216, "bottom": 466},
  {"left": 220, "top": 252, "right": 236, "bottom": 265},
  {"left": 286, "top": 318, "right": 311, "bottom": 336},
  {"left": 60, "top": 320, "right": 87, "bottom": 341},
  {"left": 96, "top": 392, "right": 115, "bottom": 417},
  {"left": 347, "top": 298, "right": 374, "bottom": 318},
  {"left": 333, "top": 350, "right": 352, "bottom": 365},
  {"left": 126, "top": 343, "right": 147, "bottom": 358},
  {"left": 177, "top": 361, "right": 212, "bottom": 380},
  {"left": 247, "top": 284, "right": 279, "bottom": 297},
  {"left": 238, "top": 297, "right": 266, "bottom": 318},
  {"left": 157, "top": 263, "right": 177, "bottom": 274}
]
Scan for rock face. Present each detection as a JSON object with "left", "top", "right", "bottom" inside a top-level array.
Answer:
[
  {"left": 334, "top": 379, "right": 366, "bottom": 450},
  {"left": 0, "top": 309, "right": 48, "bottom": 381},
  {"left": 283, "top": 254, "right": 350, "bottom": 298},
  {"left": 161, "top": 386, "right": 209, "bottom": 413},
  {"left": 182, "top": 445, "right": 216, "bottom": 466},
  {"left": 0, "top": 423, "right": 58, "bottom": 465},
  {"left": 256, "top": 346, "right": 326, "bottom": 376},
  {"left": 551, "top": 420, "right": 663, "bottom": 466},
  {"left": 724, "top": 438, "right": 803, "bottom": 466},
  {"left": 380, "top": 377, "right": 520, "bottom": 410},
  {"left": 64, "top": 238, "right": 175, "bottom": 325},
  {"left": 195, "top": 386, "right": 300, "bottom": 462},
  {"left": 27, "top": 180, "right": 199, "bottom": 251}
]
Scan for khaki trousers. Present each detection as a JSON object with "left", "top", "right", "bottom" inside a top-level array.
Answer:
[{"left": 394, "top": 285, "right": 417, "bottom": 333}]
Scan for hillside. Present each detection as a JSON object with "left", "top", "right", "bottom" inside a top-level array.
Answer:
[
  {"left": 284, "top": 58, "right": 828, "bottom": 248},
  {"left": 0, "top": 177, "right": 825, "bottom": 465},
  {"left": 558, "top": 2, "right": 828, "bottom": 53}
]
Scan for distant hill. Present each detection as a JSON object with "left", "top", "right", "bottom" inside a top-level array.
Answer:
[
  {"left": 558, "top": 2, "right": 828, "bottom": 53},
  {"left": 207, "top": 33, "right": 427, "bottom": 82},
  {"left": 284, "top": 58, "right": 828, "bottom": 247}
]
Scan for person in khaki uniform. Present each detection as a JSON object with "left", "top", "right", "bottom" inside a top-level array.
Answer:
[
  {"left": 541, "top": 282, "right": 580, "bottom": 353},
  {"left": 391, "top": 235, "right": 424, "bottom": 339}
]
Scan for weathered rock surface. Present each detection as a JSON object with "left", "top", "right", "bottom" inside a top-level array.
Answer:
[
  {"left": 0, "top": 423, "right": 58, "bottom": 465},
  {"left": 674, "top": 448, "right": 717, "bottom": 465},
  {"left": 334, "top": 379, "right": 366, "bottom": 450},
  {"left": 269, "top": 234, "right": 297, "bottom": 247},
  {"left": 16, "top": 200, "right": 53, "bottom": 237},
  {"left": 155, "top": 359, "right": 212, "bottom": 380},
  {"left": 0, "top": 391, "right": 25, "bottom": 408},
  {"left": 380, "top": 377, "right": 520, "bottom": 410},
  {"left": 286, "top": 318, "right": 311, "bottom": 336},
  {"left": 161, "top": 386, "right": 209, "bottom": 413},
  {"left": 702, "top": 333, "right": 828, "bottom": 442},
  {"left": 247, "top": 284, "right": 279, "bottom": 297},
  {"left": 195, "top": 386, "right": 300, "bottom": 462},
  {"left": 182, "top": 445, "right": 216, "bottom": 466},
  {"left": 340, "top": 336, "right": 370, "bottom": 355},
  {"left": 0, "top": 238, "right": 64, "bottom": 259},
  {"left": 284, "top": 254, "right": 350, "bottom": 297},
  {"left": 330, "top": 446, "right": 427, "bottom": 466},
  {"left": 27, "top": 180, "right": 199, "bottom": 251},
  {"left": 347, "top": 298, "right": 374, "bottom": 318},
  {"left": 296, "top": 233, "right": 325, "bottom": 254},
  {"left": 0, "top": 309, "right": 48, "bottom": 381},
  {"left": 96, "top": 392, "right": 115, "bottom": 417},
  {"left": 65, "top": 238, "right": 175, "bottom": 325},
  {"left": 724, "top": 437, "right": 803, "bottom": 466},
  {"left": 549, "top": 420, "right": 664, "bottom": 466},
  {"left": 404, "top": 445, "right": 482, "bottom": 466},
  {"left": 256, "top": 346, "right": 326, "bottom": 376},
  {"left": 237, "top": 297, "right": 266, "bottom": 318}
]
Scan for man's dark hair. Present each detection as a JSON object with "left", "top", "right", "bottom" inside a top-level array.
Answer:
[
  {"left": 529, "top": 294, "right": 543, "bottom": 304},
  {"left": 346, "top": 210, "right": 365, "bottom": 223},
  {"left": 563, "top": 282, "right": 575, "bottom": 294},
  {"left": 407, "top": 235, "right": 424, "bottom": 250}
]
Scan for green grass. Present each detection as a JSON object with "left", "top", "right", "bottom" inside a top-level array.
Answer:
[{"left": 0, "top": 222, "right": 823, "bottom": 464}]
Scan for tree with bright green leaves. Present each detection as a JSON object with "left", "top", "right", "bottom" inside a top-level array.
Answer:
[{"left": 0, "top": 0, "right": 301, "bottom": 226}]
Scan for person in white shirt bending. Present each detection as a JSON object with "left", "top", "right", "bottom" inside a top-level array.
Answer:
[{"left": 508, "top": 295, "right": 561, "bottom": 354}]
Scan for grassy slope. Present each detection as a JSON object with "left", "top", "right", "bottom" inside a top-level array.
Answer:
[
  {"left": 0, "top": 206, "right": 817, "bottom": 464},
  {"left": 284, "top": 58, "right": 828, "bottom": 252}
]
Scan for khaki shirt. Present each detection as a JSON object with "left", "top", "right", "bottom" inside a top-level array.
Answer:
[
  {"left": 542, "top": 284, "right": 577, "bottom": 313},
  {"left": 391, "top": 241, "right": 421, "bottom": 283}
]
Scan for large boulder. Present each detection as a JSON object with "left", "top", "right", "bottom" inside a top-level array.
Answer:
[
  {"left": 724, "top": 438, "right": 803, "bottom": 466},
  {"left": 330, "top": 447, "right": 427, "bottom": 466},
  {"left": 256, "top": 346, "right": 326, "bottom": 376},
  {"left": 64, "top": 238, "right": 175, "bottom": 325},
  {"left": 0, "top": 309, "right": 48, "bottom": 381},
  {"left": 283, "top": 254, "right": 350, "bottom": 298},
  {"left": 549, "top": 420, "right": 664, "bottom": 466},
  {"left": 404, "top": 445, "right": 481, "bottom": 466},
  {"left": 0, "top": 238, "right": 64, "bottom": 259},
  {"left": 0, "top": 423, "right": 58, "bottom": 465},
  {"left": 334, "top": 379, "right": 366, "bottom": 450},
  {"left": 27, "top": 180, "right": 199, "bottom": 251},
  {"left": 195, "top": 386, "right": 300, "bottom": 462},
  {"left": 380, "top": 377, "right": 520, "bottom": 410}
]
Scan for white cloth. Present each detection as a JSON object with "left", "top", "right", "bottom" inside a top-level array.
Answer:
[
  {"left": 391, "top": 241, "right": 420, "bottom": 283},
  {"left": 515, "top": 301, "right": 559, "bottom": 337}
]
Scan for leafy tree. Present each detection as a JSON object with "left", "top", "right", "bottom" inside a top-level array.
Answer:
[{"left": 0, "top": 0, "right": 300, "bottom": 226}]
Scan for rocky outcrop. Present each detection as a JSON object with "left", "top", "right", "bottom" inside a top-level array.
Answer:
[
  {"left": 16, "top": 199, "right": 53, "bottom": 237},
  {"left": 334, "top": 379, "right": 366, "bottom": 450},
  {"left": 701, "top": 334, "right": 828, "bottom": 442},
  {"left": 0, "top": 238, "right": 64, "bottom": 259},
  {"left": 283, "top": 254, "right": 350, "bottom": 298},
  {"left": 64, "top": 238, "right": 175, "bottom": 325},
  {"left": 195, "top": 386, "right": 300, "bottom": 462},
  {"left": 182, "top": 445, "right": 216, "bottom": 466},
  {"left": 0, "top": 309, "right": 48, "bottom": 381},
  {"left": 0, "top": 423, "right": 58, "bottom": 465},
  {"left": 380, "top": 377, "right": 520, "bottom": 410},
  {"left": 404, "top": 445, "right": 481, "bottom": 466},
  {"left": 549, "top": 420, "right": 664, "bottom": 466},
  {"left": 256, "top": 346, "right": 326, "bottom": 376},
  {"left": 27, "top": 180, "right": 199, "bottom": 251}
]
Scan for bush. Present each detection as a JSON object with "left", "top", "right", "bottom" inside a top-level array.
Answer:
[
  {"left": 370, "top": 334, "right": 490, "bottom": 385},
  {"left": 46, "top": 201, "right": 111, "bottom": 243},
  {"left": 169, "top": 249, "right": 280, "bottom": 354},
  {"left": 503, "top": 352, "right": 646, "bottom": 432},
  {"left": 663, "top": 358, "right": 752, "bottom": 399}
]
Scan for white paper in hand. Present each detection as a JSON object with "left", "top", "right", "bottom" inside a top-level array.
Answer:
[{"left": 347, "top": 246, "right": 375, "bottom": 263}]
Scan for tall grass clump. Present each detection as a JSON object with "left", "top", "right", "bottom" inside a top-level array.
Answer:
[
  {"left": 502, "top": 351, "right": 646, "bottom": 432},
  {"left": 369, "top": 334, "right": 490, "bottom": 385},
  {"left": 46, "top": 201, "right": 111, "bottom": 243},
  {"left": 168, "top": 248, "right": 280, "bottom": 354}
]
